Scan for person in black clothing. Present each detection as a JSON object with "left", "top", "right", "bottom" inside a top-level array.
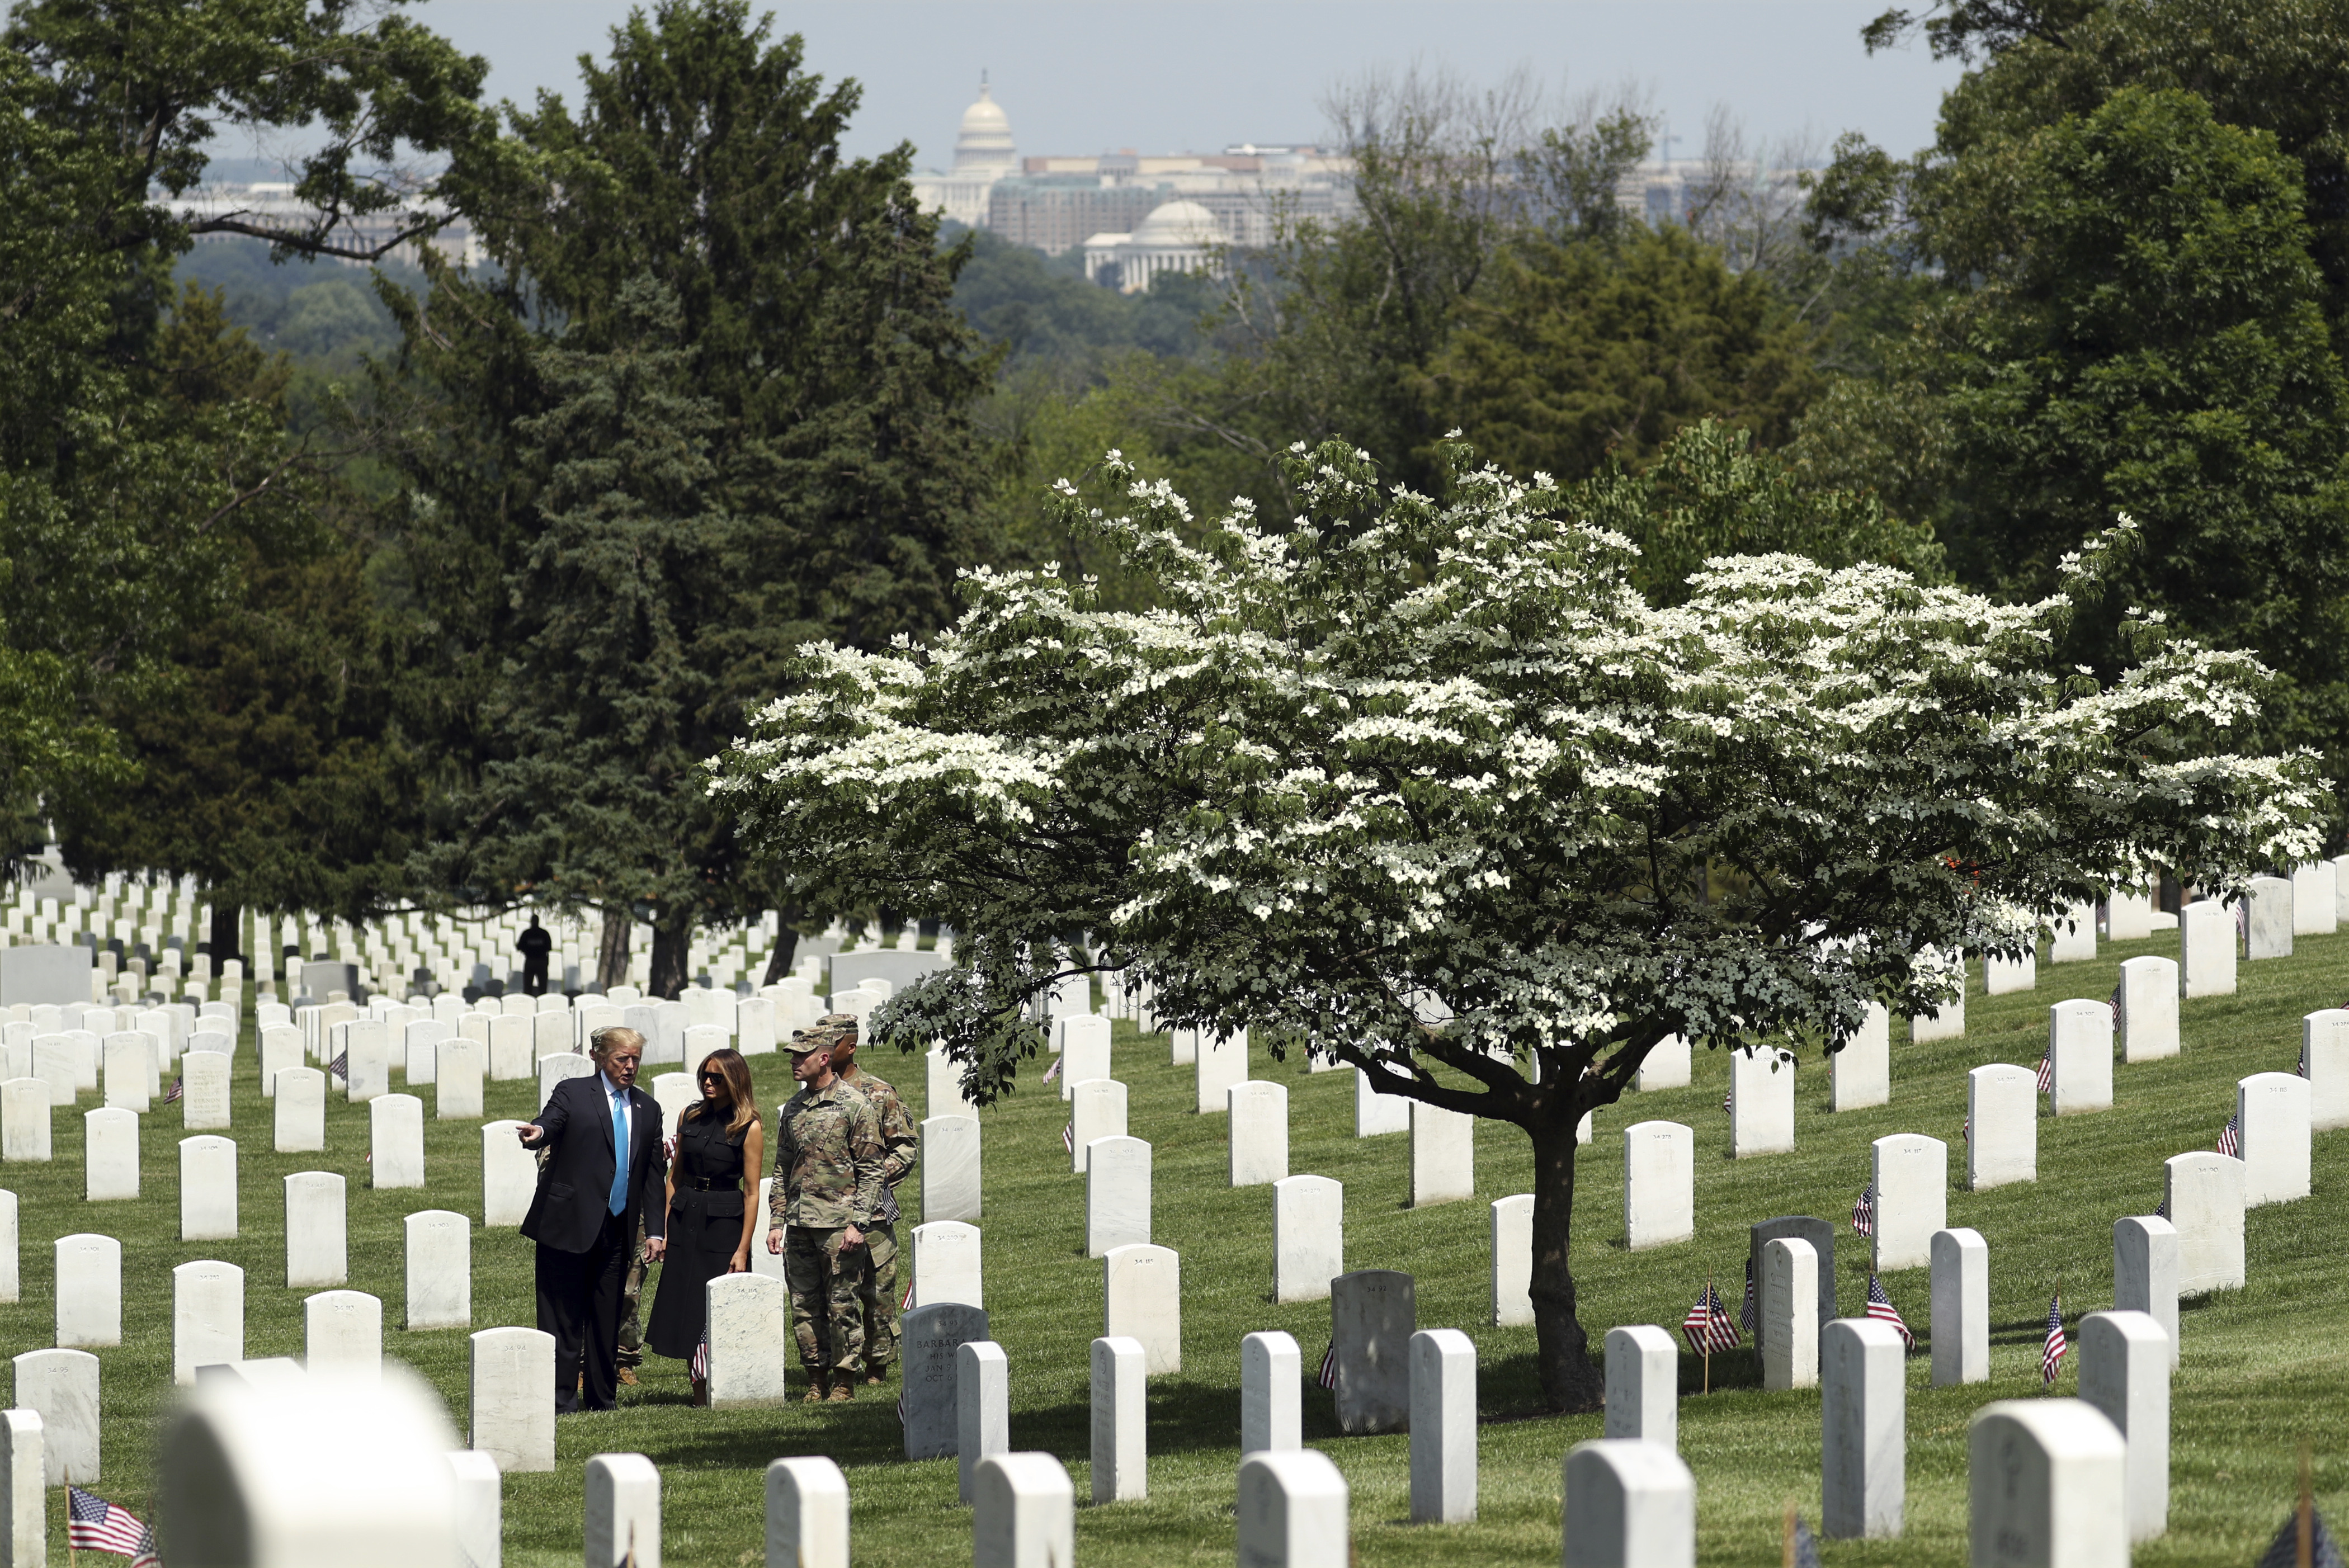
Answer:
[
  {"left": 645, "top": 1046, "right": 766, "bottom": 1404},
  {"left": 517, "top": 914, "right": 554, "bottom": 995},
  {"left": 516, "top": 1026, "right": 667, "bottom": 1413}
]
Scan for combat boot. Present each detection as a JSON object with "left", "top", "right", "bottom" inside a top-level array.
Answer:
[
  {"left": 827, "top": 1378, "right": 855, "bottom": 1402},
  {"left": 801, "top": 1371, "right": 829, "bottom": 1404}
]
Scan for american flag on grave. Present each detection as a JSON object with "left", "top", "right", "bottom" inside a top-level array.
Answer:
[
  {"left": 1317, "top": 1342, "right": 1338, "bottom": 1390},
  {"left": 1851, "top": 1183, "right": 1875, "bottom": 1237},
  {"left": 2041, "top": 1292, "right": 2067, "bottom": 1384},
  {"left": 1865, "top": 1274, "right": 1916, "bottom": 1350},
  {"left": 1043, "top": 1055, "right": 1062, "bottom": 1084},
  {"left": 1680, "top": 1282, "right": 1740, "bottom": 1354},
  {"left": 1738, "top": 1256, "right": 1757, "bottom": 1333},
  {"left": 162, "top": 1075, "right": 183, "bottom": 1105},
  {"left": 690, "top": 1325, "right": 709, "bottom": 1383},
  {"left": 328, "top": 1049, "right": 348, "bottom": 1082},
  {"left": 2218, "top": 1113, "right": 2242, "bottom": 1159},
  {"left": 2036, "top": 1053, "right": 2053, "bottom": 1093},
  {"left": 1062, "top": 1123, "right": 1075, "bottom": 1156},
  {"left": 67, "top": 1487, "right": 158, "bottom": 1566}
]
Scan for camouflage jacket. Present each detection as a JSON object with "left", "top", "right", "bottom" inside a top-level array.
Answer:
[
  {"left": 836, "top": 1062, "right": 918, "bottom": 1191},
  {"left": 769, "top": 1077, "right": 883, "bottom": 1229}
]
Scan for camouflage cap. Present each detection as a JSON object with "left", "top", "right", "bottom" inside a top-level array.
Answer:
[{"left": 788, "top": 1013, "right": 860, "bottom": 1055}]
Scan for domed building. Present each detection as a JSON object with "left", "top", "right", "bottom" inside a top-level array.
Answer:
[
  {"left": 1082, "top": 199, "right": 1230, "bottom": 292},
  {"left": 908, "top": 76, "right": 1018, "bottom": 230}
]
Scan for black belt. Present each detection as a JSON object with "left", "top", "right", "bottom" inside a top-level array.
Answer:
[{"left": 684, "top": 1177, "right": 738, "bottom": 1192}]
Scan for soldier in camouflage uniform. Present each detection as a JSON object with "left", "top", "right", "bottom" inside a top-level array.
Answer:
[
  {"left": 825, "top": 1014, "right": 918, "bottom": 1385},
  {"left": 765, "top": 1021, "right": 884, "bottom": 1402}
]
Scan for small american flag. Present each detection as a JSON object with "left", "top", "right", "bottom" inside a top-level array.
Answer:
[
  {"left": 2218, "top": 1113, "right": 2242, "bottom": 1159},
  {"left": 900, "top": 1277, "right": 914, "bottom": 1311},
  {"left": 2155, "top": 1194, "right": 2168, "bottom": 1220},
  {"left": 1866, "top": 1274, "right": 1916, "bottom": 1350},
  {"left": 162, "top": 1075, "right": 183, "bottom": 1105},
  {"left": 1681, "top": 1282, "right": 1740, "bottom": 1353},
  {"left": 2041, "top": 1292, "right": 2067, "bottom": 1384},
  {"left": 690, "top": 1325, "right": 709, "bottom": 1382},
  {"left": 1738, "top": 1257, "right": 1757, "bottom": 1333},
  {"left": 1317, "top": 1342, "right": 1337, "bottom": 1389},
  {"left": 68, "top": 1487, "right": 157, "bottom": 1565},
  {"left": 895, "top": 1391, "right": 906, "bottom": 1425},
  {"left": 328, "top": 1049, "right": 348, "bottom": 1081},
  {"left": 2036, "top": 1053, "right": 2053, "bottom": 1093},
  {"left": 1062, "top": 1123, "right": 1075, "bottom": 1156},
  {"left": 1042, "top": 1055, "right": 1062, "bottom": 1084},
  {"left": 1960, "top": 1114, "right": 1970, "bottom": 1144},
  {"left": 1722, "top": 1090, "right": 1732, "bottom": 1114},
  {"left": 1852, "top": 1183, "right": 1875, "bottom": 1237}
]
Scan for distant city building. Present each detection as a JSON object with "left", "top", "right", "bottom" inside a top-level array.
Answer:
[
  {"left": 907, "top": 77, "right": 1020, "bottom": 230},
  {"left": 992, "top": 145, "right": 1355, "bottom": 263},
  {"left": 1082, "top": 200, "right": 1230, "bottom": 292},
  {"left": 173, "top": 183, "right": 476, "bottom": 266}
]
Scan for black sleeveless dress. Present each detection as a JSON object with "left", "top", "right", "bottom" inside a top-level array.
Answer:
[{"left": 645, "top": 1108, "right": 749, "bottom": 1361}]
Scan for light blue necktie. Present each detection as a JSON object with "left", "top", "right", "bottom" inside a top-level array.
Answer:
[{"left": 607, "top": 1084, "right": 629, "bottom": 1216}]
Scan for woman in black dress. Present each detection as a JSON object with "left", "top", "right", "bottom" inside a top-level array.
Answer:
[{"left": 646, "top": 1046, "right": 766, "bottom": 1404}]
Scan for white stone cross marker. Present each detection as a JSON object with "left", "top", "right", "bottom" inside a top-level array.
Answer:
[
  {"left": 53, "top": 1233, "right": 121, "bottom": 1349},
  {"left": 1602, "top": 1325, "right": 1677, "bottom": 1448},
  {"left": 1562, "top": 1440, "right": 1695, "bottom": 1568},
  {"left": 1622, "top": 1121, "right": 1693, "bottom": 1249},
  {"left": 1829, "top": 1005, "right": 1890, "bottom": 1111},
  {"left": 2047, "top": 1000, "right": 2114, "bottom": 1114},
  {"left": 2078, "top": 1310, "right": 2169, "bottom": 1543},
  {"left": 2180, "top": 899, "right": 2237, "bottom": 997},
  {"left": 371, "top": 1093, "right": 426, "bottom": 1189},
  {"left": 1408, "top": 1328, "right": 1477, "bottom": 1524},
  {"left": 1930, "top": 1227, "right": 1988, "bottom": 1386},
  {"left": 911, "top": 1219, "right": 983, "bottom": 1310},
  {"left": 1089, "top": 1335, "right": 1146, "bottom": 1503},
  {"left": 1238, "top": 1448, "right": 1350, "bottom": 1568},
  {"left": 13, "top": 1348, "right": 98, "bottom": 1483},
  {"left": 438, "top": 1037, "right": 485, "bottom": 1120},
  {"left": 1084, "top": 1135, "right": 1150, "bottom": 1258},
  {"left": 1229, "top": 1080, "right": 1289, "bottom": 1186},
  {"left": 482, "top": 1121, "right": 535, "bottom": 1227},
  {"left": 971, "top": 1452, "right": 1072, "bottom": 1568},
  {"left": 2236, "top": 1071, "right": 2311, "bottom": 1207},
  {"left": 765, "top": 1456, "right": 848, "bottom": 1568},
  {"left": 1762, "top": 1237, "right": 1818, "bottom": 1391},
  {"left": 1, "top": 1078, "right": 49, "bottom": 1161},
  {"left": 180, "top": 1134, "right": 237, "bottom": 1240},
  {"left": 2163, "top": 1151, "right": 2244, "bottom": 1296},
  {"left": 1410, "top": 1099, "right": 1473, "bottom": 1206},
  {"left": 2300, "top": 1008, "right": 2349, "bottom": 1131},
  {"left": 181, "top": 1048, "right": 230, "bottom": 1130},
  {"left": 1730, "top": 1045, "right": 1795, "bottom": 1158},
  {"left": 583, "top": 1452, "right": 659, "bottom": 1568},
  {"left": 1068, "top": 1079, "right": 1126, "bottom": 1174},
  {"left": 1821, "top": 1317, "right": 1905, "bottom": 1539},
  {"left": 1195, "top": 1027, "right": 1247, "bottom": 1114},
  {"left": 1490, "top": 1193, "right": 1533, "bottom": 1327},
  {"left": 1103, "top": 1244, "right": 1180, "bottom": 1374},
  {"left": 172, "top": 1259, "right": 243, "bottom": 1386},
  {"left": 957, "top": 1340, "right": 1009, "bottom": 1504},
  {"left": 304, "top": 1289, "right": 382, "bottom": 1380},
  {"left": 2116, "top": 956, "right": 2179, "bottom": 1062},
  {"left": 1966, "top": 1065, "right": 2036, "bottom": 1190},
  {"left": 285, "top": 1171, "right": 347, "bottom": 1288},
  {"left": 1870, "top": 1134, "right": 1947, "bottom": 1272},
  {"left": 275, "top": 1065, "right": 326, "bottom": 1154},
  {"left": 1966, "top": 1400, "right": 2128, "bottom": 1568},
  {"left": 83, "top": 1107, "right": 137, "bottom": 1201},
  {"left": 2114, "top": 1215, "right": 2180, "bottom": 1368},
  {"left": 469, "top": 1326, "right": 556, "bottom": 1472},
  {"left": 922, "top": 1114, "right": 981, "bottom": 1225},
  {"left": 1273, "top": 1174, "right": 1343, "bottom": 1305},
  {"left": 1242, "top": 1330, "right": 1301, "bottom": 1454},
  {"left": 705, "top": 1273, "right": 790, "bottom": 1408},
  {"left": 404, "top": 1210, "right": 471, "bottom": 1331}
]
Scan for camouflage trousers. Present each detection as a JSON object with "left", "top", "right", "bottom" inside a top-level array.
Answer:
[
  {"left": 856, "top": 1221, "right": 900, "bottom": 1372},
  {"left": 785, "top": 1226, "right": 869, "bottom": 1376},
  {"left": 616, "top": 1218, "right": 648, "bottom": 1368}
]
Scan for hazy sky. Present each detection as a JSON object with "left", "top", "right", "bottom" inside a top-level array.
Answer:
[{"left": 407, "top": 1, "right": 1966, "bottom": 169}]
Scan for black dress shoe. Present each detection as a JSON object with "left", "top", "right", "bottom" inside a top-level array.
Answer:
[{"left": 554, "top": 1395, "right": 581, "bottom": 1415}]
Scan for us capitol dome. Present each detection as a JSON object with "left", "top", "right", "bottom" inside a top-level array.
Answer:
[{"left": 908, "top": 75, "right": 1018, "bottom": 230}]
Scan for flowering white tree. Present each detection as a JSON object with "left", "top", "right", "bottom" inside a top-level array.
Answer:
[{"left": 710, "top": 436, "right": 2323, "bottom": 1410}]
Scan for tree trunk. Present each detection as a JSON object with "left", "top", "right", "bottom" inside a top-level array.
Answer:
[
  {"left": 206, "top": 900, "right": 243, "bottom": 969},
  {"left": 761, "top": 910, "right": 801, "bottom": 986},
  {"left": 597, "top": 905, "right": 631, "bottom": 990},
  {"left": 648, "top": 909, "right": 693, "bottom": 999},
  {"left": 1529, "top": 1112, "right": 1605, "bottom": 1413}
]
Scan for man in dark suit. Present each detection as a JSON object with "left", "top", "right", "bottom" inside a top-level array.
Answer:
[{"left": 516, "top": 1025, "right": 667, "bottom": 1412}]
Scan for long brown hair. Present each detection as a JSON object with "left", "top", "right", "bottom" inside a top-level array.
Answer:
[{"left": 687, "top": 1047, "right": 758, "bottom": 1136}]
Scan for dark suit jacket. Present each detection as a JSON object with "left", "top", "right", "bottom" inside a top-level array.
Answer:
[{"left": 520, "top": 1072, "right": 667, "bottom": 1254}]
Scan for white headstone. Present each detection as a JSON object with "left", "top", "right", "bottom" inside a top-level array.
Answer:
[
  {"left": 1408, "top": 1328, "right": 1476, "bottom": 1524},
  {"left": 1228, "top": 1080, "right": 1288, "bottom": 1186},
  {"left": 1354, "top": 1062, "right": 1411, "bottom": 1136},
  {"left": 1195, "top": 1027, "right": 1247, "bottom": 1114},
  {"left": 2237, "top": 1070, "right": 2311, "bottom": 1207},
  {"left": 1930, "top": 1226, "right": 1989, "bottom": 1386},
  {"left": 0, "top": 1406, "right": 40, "bottom": 1558},
  {"left": 2293, "top": 861, "right": 2337, "bottom": 934},
  {"left": 371, "top": 1093, "right": 426, "bottom": 1189},
  {"left": 705, "top": 1273, "right": 790, "bottom": 1408},
  {"left": 1601, "top": 1325, "right": 1676, "bottom": 1449},
  {"left": 1237, "top": 1449, "right": 1350, "bottom": 1568},
  {"left": 101, "top": 1032, "right": 148, "bottom": 1112},
  {"left": 735, "top": 996, "right": 777, "bottom": 1056},
  {"left": 344, "top": 1019, "right": 391, "bottom": 1102},
  {"left": 437, "top": 1037, "right": 484, "bottom": 1120},
  {"left": 899, "top": 1302, "right": 989, "bottom": 1462},
  {"left": 1273, "top": 1174, "right": 1343, "bottom": 1303},
  {"left": 2302, "top": 1008, "right": 2349, "bottom": 1131},
  {"left": 28, "top": 1036, "right": 73, "bottom": 1108},
  {"left": 1084, "top": 1135, "right": 1150, "bottom": 1258},
  {"left": 2180, "top": 899, "right": 2237, "bottom": 997},
  {"left": 260, "top": 1024, "right": 302, "bottom": 1097},
  {"left": 2047, "top": 999, "right": 2112, "bottom": 1114},
  {"left": 764, "top": 1457, "right": 847, "bottom": 1568},
  {"left": 404, "top": 1018, "right": 450, "bottom": 1084},
  {"left": 1966, "top": 1064, "right": 2036, "bottom": 1190},
  {"left": 448, "top": 1449, "right": 502, "bottom": 1568},
  {"left": 2163, "top": 1151, "right": 2243, "bottom": 1296},
  {"left": 1870, "top": 1134, "right": 1946, "bottom": 1272},
  {"left": 1911, "top": 953, "right": 1966, "bottom": 1041},
  {"left": 1821, "top": 1317, "right": 1904, "bottom": 1539},
  {"left": 0, "top": 1079, "right": 49, "bottom": 1161},
  {"left": 1639, "top": 1034, "right": 1691, "bottom": 1092},
  {"left": 582, "top": 1452, "right": 659, "bottom": 1568},
  {"left": 469, "top": 1327, "right": 555, "bottom": 1472},
  {"left": 304, "top": 1289, "right": 381, "bottom": 1380},
  {"left": 532, "top": 1008, "right": 572, "bottom": 1065},
  {"left": 181, "top": 1047, "right": 230, "bottom": 1130},
  {"left": 172, "top": 1259, "right": 243, "bottom": 1385},
  {"left": 2246, "top": 875, "right": 2293, "bottom": 958},
  {"left": 682, "top": 1025, "right": 727, "bottom": 1081},
  {"left": 0, "top": 1190, "right": 13, "bottom": 1304},
  {"left": 1561, "top": 1441, "right": 1695, "bottom": 1568},
  {"left": 481, "top": 1121, "right": 535, "bottom": 1227},
  {"left": 12, "top": 1349, "right": 97, "bottom": 1484},
  {"left": 275, "top": 1065, "right": 326, "bottom": 1153},
  {"left": 1829, "top": 1004, "right": 1890, "bottom": 1111},
  {"left": 1761, "top": 1236, "right": 1818, "bottom": 1391},
  {"left": 911, "top": 1220, "right": 983, "bottom": 1310},
  {"left": 2114, "top": 1216, "right": 2180, "bottom": 1369},
  {"left": 1242, "top": 1330, "right": 1301, "bottom": 1455},
  {"left": 971, "top": 1452, "right": 1072, "bottom": 1568},
  {"left": 1068, "top": 1079, "right": 1125, "bottom": 1174},
  {"left": 1966, "top": 1400, "right": 2128, "bottom": 1568},
  {"left": 82, "top": 1107, "right": 136, "bottom": 1201},
  {"left": 485, "top": 1016, "right": 531, "bottom": 1081},
  {"left": 926, "top": 1049, "right": 977, "bottom": 1119},
  {"left": 2078, "top": 1310, "right": 2169, "bottom": 1543},
  {"left": 1330, "top": 1270, "right": 1413, "bottom": 1435},
  {"left": 1409, "top": 1099, "right": 1473, "bottom": 1206},
  {"left": 1490, "top": 1193, "right": 1533, "bottom": 1328},
  {"left": 2115, "top": 956, "right": 2179, "bottom": 1062},
  {"left": 536, "top": 1051, "right": 594, "bottom": 1112},
  {"left": 1984, "top": 948, "right": 2036, "bottom": 996},
  {"left": 285, "top": 1171, "right": 347, "bottom": 1288},
  {"left": 2048, "top": 900, "right": 2097, "bottom": 963},
  {"left": 1103, "top": 1244, "right": 1180, "bottom": 1375},
  {"left": 1730, "top": 1045, "right": 1795, "bottom": 1158},
  {"left": 404, "top": 1210, "right": 470, "bottom": 1331},
  {"left": 1622, "top": 1121, "right": 1693, "bottom": 1249},
  {"left": 1089, "top": 1335, "right": 1146, "bottom": 1503},
  {"left": 1058, "top": 1014, "right": 1111, "bottom": 1101},
  {"left": 180, "top": 1134, "right": 238, "bottom": 1240},
  {"left": 956, "top": 1340, "right": 1009, "bottom": 1503},
  {"left": 921, "top": 1114, "right": 981, "bottom": 1225}
]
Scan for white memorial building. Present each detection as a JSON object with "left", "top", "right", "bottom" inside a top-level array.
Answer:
[
  {"left": 907, "top": 77, "right": 1020, "bottom": 230},
  {"left": 1081, "top": 200, "right": 1228, "bottom": 292}
]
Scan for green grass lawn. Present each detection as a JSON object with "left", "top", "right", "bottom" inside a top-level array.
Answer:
[{"left": 6, "top": 925, "right": 2348, "bottom": 1566}]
